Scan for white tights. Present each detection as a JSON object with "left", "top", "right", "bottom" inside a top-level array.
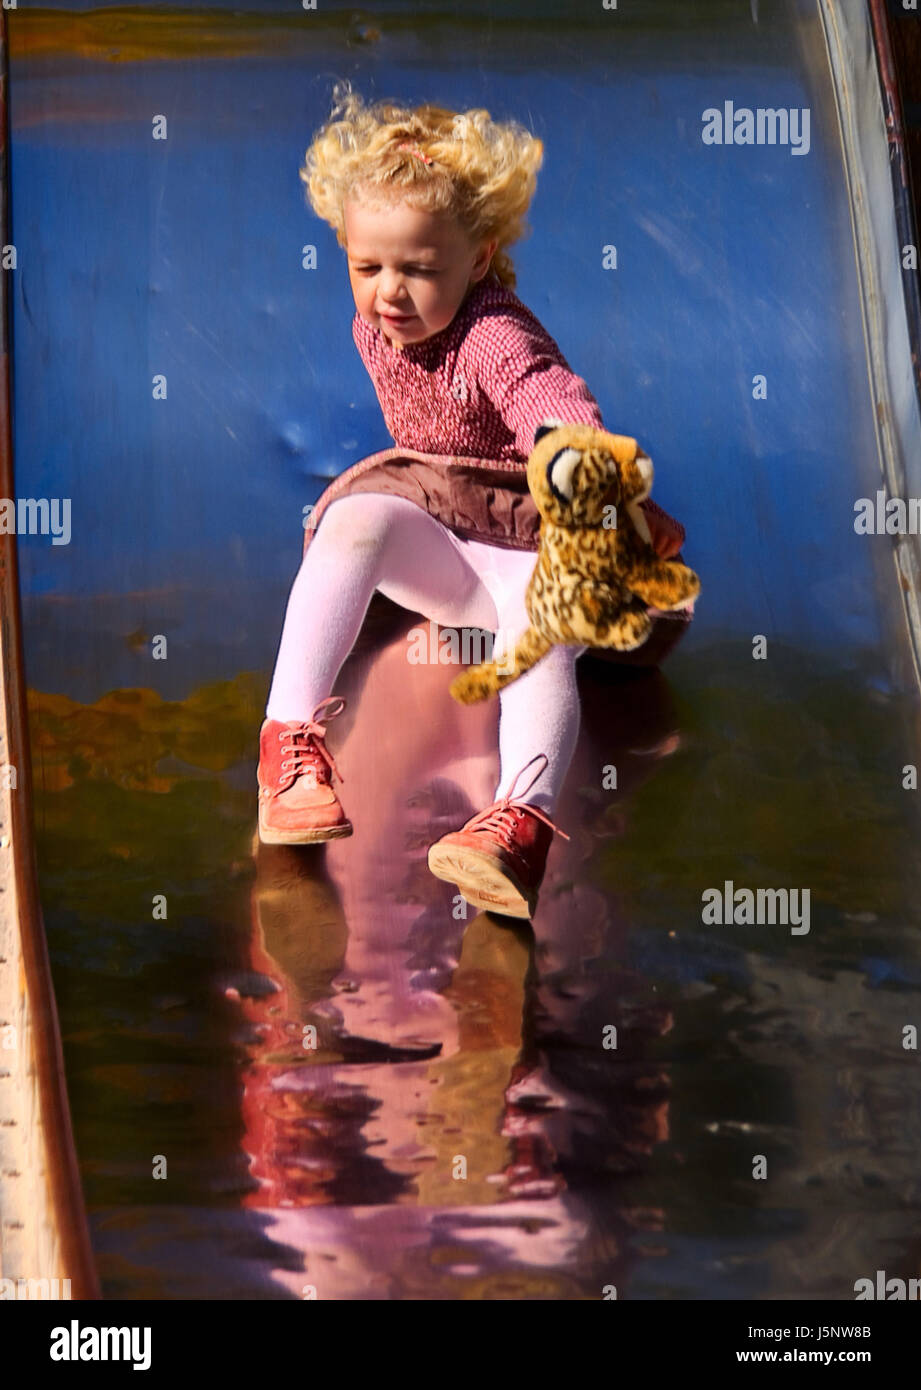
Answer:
[{"left": 266, "top": 493, "right": 586, "bottom": 813}]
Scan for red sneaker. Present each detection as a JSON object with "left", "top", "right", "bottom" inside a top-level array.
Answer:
[
  {"left": 426, "top": 754, "right": 570, "bottom": 919},
  {"left": 257, "top": 696, "right": 353, "bottom": 845}
]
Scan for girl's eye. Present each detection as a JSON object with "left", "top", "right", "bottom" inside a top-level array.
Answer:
[{"left": 353, "top": 266, "right": 437, "bottom": 275}]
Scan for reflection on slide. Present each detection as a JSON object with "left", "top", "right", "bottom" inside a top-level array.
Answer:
[{"left": 236, "top": 606, "right": 677, "bottom": 1297}]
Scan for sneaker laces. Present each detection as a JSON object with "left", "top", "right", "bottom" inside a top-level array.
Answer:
[
  {"left": 464, "top": 753, "right": 571, "bottom": 845},
  {"left": 278, "top": 696, "right": 347, "bottom": 788}
]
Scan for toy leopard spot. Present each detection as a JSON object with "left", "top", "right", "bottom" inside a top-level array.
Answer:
[{"left": 449, "top": 421, "right": 700, "bottom": 704}]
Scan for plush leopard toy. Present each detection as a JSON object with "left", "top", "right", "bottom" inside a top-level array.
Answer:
[{"left": 449, "top": 421, "right": 700, "bottom": 704}]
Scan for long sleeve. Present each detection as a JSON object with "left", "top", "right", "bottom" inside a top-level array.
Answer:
[
  {"left": 471, "top": 307, "right": 685, "bottom": 553},
  {"left": 472, "top": 310, "right": 605, "bottom": 459}
]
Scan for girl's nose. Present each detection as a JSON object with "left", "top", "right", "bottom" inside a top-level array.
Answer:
[{"left": 379, "top": 271, "right": 409, "bottom": 302}]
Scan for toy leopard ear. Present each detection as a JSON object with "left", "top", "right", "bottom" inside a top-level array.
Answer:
[{"left": 533, "top": 418, "right": 566, "bottom": 446}]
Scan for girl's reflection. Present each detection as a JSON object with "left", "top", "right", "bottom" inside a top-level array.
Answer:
[{"left": 236, "top": 599, "right": 678, "bottom": 1294}]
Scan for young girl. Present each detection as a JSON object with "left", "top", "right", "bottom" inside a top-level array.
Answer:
[{"left": 258, "top": 83, "right": 687, "bottom": 919}]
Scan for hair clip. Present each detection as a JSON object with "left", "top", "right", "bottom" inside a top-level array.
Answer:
[{"left": 397, "top": 142, "right": 434, "bottom": 165}]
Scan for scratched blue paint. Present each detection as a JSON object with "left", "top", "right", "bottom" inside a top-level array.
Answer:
[{"left": 8, "top": 0, "right": 887, "bottom": 698}]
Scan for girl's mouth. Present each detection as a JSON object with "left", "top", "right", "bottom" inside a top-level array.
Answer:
[{"left": 380, "top": 312, "right": 415, "bottom": 325}]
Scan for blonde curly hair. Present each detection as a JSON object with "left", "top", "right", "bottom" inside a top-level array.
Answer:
[{"left": 299, "top": 80, "right": 544, "bottom": 290}]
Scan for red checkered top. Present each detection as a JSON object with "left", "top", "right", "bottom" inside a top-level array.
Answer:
[{"left": 351, "top": 272, "right": 605, "bottom": 461}]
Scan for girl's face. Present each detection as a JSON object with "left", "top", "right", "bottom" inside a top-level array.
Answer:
[{"left": 344, "top": 193, "right": 496, "bottom": 349}]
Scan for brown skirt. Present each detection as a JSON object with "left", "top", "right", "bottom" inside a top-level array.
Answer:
[{"left": 303, "top": 446, "right": 692, "bottom": 670}]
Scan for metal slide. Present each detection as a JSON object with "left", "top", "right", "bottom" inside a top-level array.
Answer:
[{"left": 3, "top": 0, "right": 921, "bottom": 1300}]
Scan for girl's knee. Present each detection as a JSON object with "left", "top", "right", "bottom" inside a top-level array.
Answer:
[{"left": 316, "top": 493, "right": 406, "bottom": 551}]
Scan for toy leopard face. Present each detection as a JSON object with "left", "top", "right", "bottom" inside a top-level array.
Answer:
[
  {"left": 526, "top": 422, "right": 653, "bottom": 528},
  {"left": 448, "top": 419, "right": 699, "bottom": 705}
]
